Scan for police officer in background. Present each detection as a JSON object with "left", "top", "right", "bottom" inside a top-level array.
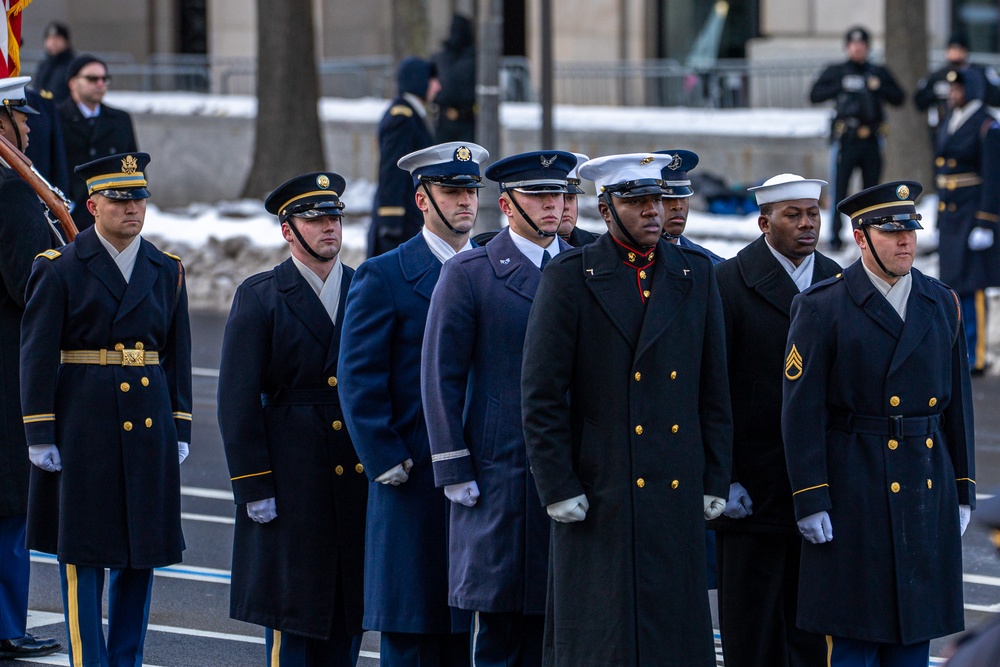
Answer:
[
  {"left": 21, "top": 152, "right": 191, "bottom": 666},
  {"left": 783, "top": 182, "right": 974, "bottom": 667},
  {"left": 218, "top": 172, "right": 366, "bottom": 666},
  {"left": 810, "top": 27, "right": 904, "bottom": 251},
  {"left": 933, "top": 68, "right": 1000, "bottom": 375},
  {"left": 656, "top": 149, "right": 724, "bottom": 263}
]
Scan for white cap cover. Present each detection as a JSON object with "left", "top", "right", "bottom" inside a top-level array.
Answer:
[
  {"left": 748, "top": 173, "right": 827, "bottom": 205},
  {"left": 579, "top": 153, "right": 673, "bottom": 196}
]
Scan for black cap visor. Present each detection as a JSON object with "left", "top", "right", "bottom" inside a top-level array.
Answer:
[
  {"left": 605, "top": 178, "right": 664, "bottom": 198},
  {"left": 857, "top": 213, "right": 923, "bottom": 231},
  {"left": 98, "top": 187, "right": 151, "bottom": 201},
  {"left": 285, "top": 200, "right": 345, "bottom": 220},
  {"left": 4, "top": 98, "right": 39, "bottom": 115},
  {"left": 418, "top": 174, "right": 485, "bottom": 189}
]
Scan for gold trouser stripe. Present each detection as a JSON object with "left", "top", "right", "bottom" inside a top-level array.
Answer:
[
  {"left": 231, "top": 470, "right": 272, "bottom": 481},
  {"left": 67, "top": 564, "right": 84, "bottom": 667},
  {"left": 376, "top": 206, "right": 406, "bottom": 217},
  {"left": 472, "top": 611, "right": 481, "bottom": 667},
  {"left": 792, "top": 483, "right": 829, "bottom": 496},
  {"left": 60, "top": 350, "right": 160, "bottom": 365},
  {"left": 22, "top": 413, "right": 55, "bottom": 424},
  {"left": 975, "top": 290, "right": 987, "bottom": 371},
  {"left": 826, "top": 635, "right": 833, "bottom": 667},
  {"left": 271, "top": 629, "right": 281, "bottom": 666}
]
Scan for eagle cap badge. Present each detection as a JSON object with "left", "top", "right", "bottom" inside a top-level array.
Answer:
[
  {"left": 121, "top": 155, "right": 138, "bottom": 174},
  {"left": 317, "top": 174, "right": 330, "bottom": 189},
  {"left": 540, "top": 155, "right": 556, "bottom": 168}
]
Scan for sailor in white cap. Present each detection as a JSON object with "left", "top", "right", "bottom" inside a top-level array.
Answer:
[
  {"left": 521, "top": 152, "right": 732, "bottom": 665},
  {"left": 711, "top": 173, "right": 840, "bottom": 667}
]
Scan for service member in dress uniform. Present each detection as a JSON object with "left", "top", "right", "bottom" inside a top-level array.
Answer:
[
  {"left": 421, "top": 150, "right": 575, "bottom": 667},
  {"left": 712, "top": 174, "right": 839, "bottom": 667},
  {"left": 218, "top": 172, "right": 366, "bottom": 666},
  {"left": 655, "top": 149, "right": 724, "bottom": 263},
  {"left": 339, "top": 141, "right": 489, "bottom": 667},
  {"left": 522, "top": 153, "right": 732, "bottom": 666},
  {"left": 782, "top": 181, "right": 975, "bottom": 667},
  {"left": 20, "top": 152, "right": 192, "bottom": 666},
  {"left": 933, "top": 68, "right": 1000, "bottom": 374},
  {"left": 0, "top": 75, "right": 62, "bottom": 662}
]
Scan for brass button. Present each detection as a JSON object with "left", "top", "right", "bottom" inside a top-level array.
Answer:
[
  {"left": 927, "top": 479, "right": 933, "bottom": 489},
  {"left": 141, "top": 377, "right": 149, "bottom": 387},
  {"left": 123, "top": 421, "right": 133, "bottom": 431},
  {"left": 935, "top": 157, "right": 945, "bottom": 167},
  {"left": 634, "top": 372, "right": 641, "bottom": 381},
  {"left": 135, "top": 342, "right": 144, "bottom": 350},
  {"left": 335, "top": 465, "right": 344, "bottom": 476},
  {"left": 635, "top": 425, "right": 643, "bottom": 435},
  {"left": 145, "top": 418, "right": 152, "bottom": 428},
  {"left": 332, "top": 420, "right": 343, "bottom": 431},
  {"left": 671, "top": 424, "right": 679, "bottom": 434},
  {"left": 120, "top": 382, "right": 130, "bottom": 392},
  {"left": 670, "top": 371, "right": 677, "bottom": 380},
  {"left": 355, "top": 463, "right": 364, "bottom": 474},
  {"left": 636, "top": 478, "right": 645, "bottom": 488},
  {"left": 114, "top": 343, "right": 125, "bottom": 351},
  {"left": 327, "top": 376, "right": 338, "bottom": 387},
  {"left": 889, "top": 396, "right": 900, "bottom": 407},
  {"left": 671, "top": 479, "right": 679, "bottom": 489},
  {"left": 890, "top": 482, "right": 900, "bottom": 493},
  {"left": 639, "top": 270, "right": 647, "bottom": 279},
  {"left": 643, "top": 290, "right": 651, "bottom": 298},
  {"left": 926, "top": 438, "right": 933, "bottom": 449},
  {"left": 887, "top": 439, "right": 898, "bottom": 450},
  {"left": 928, "top": 397, "right": 937, "bottom": 408},
  {"left": 948, "top": 158, "right": 957, "bottom": 167},
  {"left": 938, "top": 201, "right": 946, "bottom": 212}
]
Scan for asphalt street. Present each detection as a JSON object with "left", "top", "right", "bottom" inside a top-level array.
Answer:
[{"left": 10, "top": 308, "right": 1000, "bottom": 666}]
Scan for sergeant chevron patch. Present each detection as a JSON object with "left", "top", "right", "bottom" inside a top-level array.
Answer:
[{"left": 785, "top": 344, "right": 803, "bottom": 381}]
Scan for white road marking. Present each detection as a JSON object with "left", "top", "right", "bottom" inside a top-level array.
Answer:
[
  {"left": 193, "top": 366, "right": 220, "bottom": 377},
  {"left": 181, "top": 485, "right": 234, "bottom": 501},
  {"left": 30, "top": 551, "right": 232, "bottom": 584},
  {"left": 181, "top": 511, "right": 235, "bottom": 525}
]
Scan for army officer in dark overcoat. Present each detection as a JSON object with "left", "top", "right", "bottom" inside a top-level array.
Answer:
[
  {"left": 782, "top": 181, "right": 975, "bottom": 667},
  {"left": 218, "top": 172, "right": 366, "bottom": 666},
  {"left": 522, "top": 153, "right": 732, "bottom": 666}
]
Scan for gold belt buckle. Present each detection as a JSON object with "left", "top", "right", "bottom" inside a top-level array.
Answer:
[{"left": 122, "top": 349, "right": 145, "bottom": 366}]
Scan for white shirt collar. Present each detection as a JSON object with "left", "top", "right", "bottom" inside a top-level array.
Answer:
[
  {"left": 947, "top": 99, "right": 983, "bottom": 135},
  {"left": 401, "top": 92, "right": 427, "bottom": 119},
  {"left": 508, "top": 226, "right": 560, "bottom": 269},
  {"left": 764, "top": 237, "right": 815, "bottom": 293},
  {"left": 862, "top": 261, "right": 912, "bottom": 321},
  {"left": 95, "top": 229, "right": 141, "bottom": 282},
  {"left": 290, "top": 254, "right": 344, "bottom": 322},
  {"left": 422, "top": 226, "right": 473, "bottom": 264},
  {"left": 76, "top": 101, "right": 101, "bottom": 119}
]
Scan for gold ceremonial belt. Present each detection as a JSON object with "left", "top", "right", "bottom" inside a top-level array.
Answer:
[
  {"left": 60, "top": 349, "right": 160, "bottom": 367},
  {"left": 936, "top": 173, "right": 982, "bottom": 190}
]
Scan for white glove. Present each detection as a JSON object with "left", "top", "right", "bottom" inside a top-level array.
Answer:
[
  {"left": 375, "top": 458, "right": 413, "bottom": 486},
  {"left": 28, "top": 444, "right": 62, "bottom": 472},
  {"left": 178, "top": 441, "right": 189, "bottom": 464},
  {"left": 723, "top": 482, "right": 753, "bottom": 519},
  {"left": 547, "top": 494, "right": 589, "bottom": 523},
  {"left": 246, "top": 497, "right": 277, "bottom": 523},
  {"left": 704, "top": 495, "right": 726, "bottom": 520},
  {"left": 444, "top": 480, "right": 480, "bottom": 507},
  {"left": 798, "top": 510, "right": 833, "bottom": 544},
  {"left": 960, "top": 504, "right": 972, "bottom": 536},
  {"left": 969, "top": 227, "right": 995, "bottom": 250}
]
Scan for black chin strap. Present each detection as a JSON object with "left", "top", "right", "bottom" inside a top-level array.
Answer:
[
  {"left": 604, "top": 194, "right": 652, "bottom": 250},
  {"left": 861, "top": 226, "right": 906, "bottom": 279},
  {"left": 1, "top": 106, "right": 23, "bottom": 152},
  {"left": 507, "top": 191, "right": 556, "bottom": 238},
  {"left": 421, "top": 182, "right": 465, "bottom": 235},
  {"left": 285, "top": 217, "right": 334, "bottom": 263}
]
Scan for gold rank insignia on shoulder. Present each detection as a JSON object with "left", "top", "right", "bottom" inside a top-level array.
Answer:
[
  {"left": 785, "top": 344, "right": 803, "bottom": 381},
  {"left": 36, "top": 249, "right": 61, "bottom": 260},
  {"left": 163, "top": 251, "right": 183, "bottom": 262},
  {"left": 121, "top": 154, "right": 138, "bottom": 174},
  {"left": 40, "top": 89, "right": 54, "bottom": 100},
  {"left": 389, "top": 105, "right": 413, "bottom": 117},
  {"left": 317, "top": 174, "right": 330, "bottom": 189}
]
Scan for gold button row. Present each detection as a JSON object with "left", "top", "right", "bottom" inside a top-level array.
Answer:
[
  {"left": 121, "top": 378, "right": 151, "bottom": 391},
  {"left": 632, "top": 371, "right": 678, "bottom": 381},
  {"left": 123, "top": 418, "right": 154, "bottom": 431},
  {"left": 887, "top": 395, "right": 938, "bottom": 408},
  {"left": 335, "top": 463, "right": 365, "bottom": 476},
  {"left": 636, "top": 478, "right": 680, "bottom": 489}
]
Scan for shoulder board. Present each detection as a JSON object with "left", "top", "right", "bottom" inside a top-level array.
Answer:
[
  {"left": 163, "top": 251, "right": 183, "bottom": 262},
  {"left": 35, "top": 249, "right": 62, "bottom": 261},
  {"left": 40, "top": 89, "right": 54, "bottom": 100},
  {"left": 389, "top": 105, "right": 414, "bottom": 117}
]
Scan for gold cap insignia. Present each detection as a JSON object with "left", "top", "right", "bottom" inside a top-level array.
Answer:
[
  {"left": 785, "top": 344, "right": 803, "bottom": 381},
  {"left": 668, "top": 154, "right": 682, "bottom": 170},
  {"left": 540, "top": 155, "right": 556, "bottom": 168},
  {"left": 640, "top": 156, "right": 654, "bottom": 165},
  {"left": 896, "top": 184, "right": 910, "bottom": 200},
  {"left": 317, "top": 175, "right": 330, "bottom": 189},
  {"left": 121, "top": 155, "right": 138, "bottom": 174},
  {"left": 456, "top": 146, "right": 472, "bottom": 161}
]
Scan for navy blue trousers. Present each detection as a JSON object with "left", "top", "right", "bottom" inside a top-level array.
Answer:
[
  {"left": 961, "top": 291, "right": 988, "bottom": 372},
  {"left": 827, "top": 636, "right": 929, "bottom": 667},
  {"left": 59, "top": 564, "right": 153, "bottom": 667},
  {"left": 0, "top": 514, "right": 29, "bottom": 640},
  {"left": 380, "top": 631, "right": 468, "bottom": 667},
  {"left": 264, "top": 628, "right": 362, "bottom": 667},
  {"left": 471, "top": 611, "right": 543, "bottom": 667}
]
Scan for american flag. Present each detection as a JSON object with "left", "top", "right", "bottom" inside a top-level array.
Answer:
[{"left": 2, "top": 0, "right": 34, "bottom": 77}]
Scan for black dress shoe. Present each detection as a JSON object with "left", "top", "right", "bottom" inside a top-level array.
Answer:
[{"left": 0, "top": 633, "right": 62, "bottom": 658}]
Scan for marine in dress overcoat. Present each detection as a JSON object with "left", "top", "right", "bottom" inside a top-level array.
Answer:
[
  {"left": 20, "top": 225, "right": 191, "bottom": 568},
  {"left": 422, "top": 227, "right": 566, "bottom": 614},
  {"left": 338, "top": 232, "right": 465, "bottom": 633},
  {"left": 782, "top": 261, "right": 975, "bottom": 644},
  {"left": 218, "top": 258, "right": 366, "bottom": 639},
  {"left": 522, "top": 233, "right": 732, "bottom": 666}
]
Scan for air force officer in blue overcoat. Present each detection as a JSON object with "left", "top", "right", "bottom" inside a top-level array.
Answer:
[
  {"left": 421, "top": 151, "right": 576, "bottom": 667},
  {"left": 339, "top": 142, "right": 488, "bottom": 667},
  {"left": 218, "top": 172, "right": 366, "bottom": 666}
]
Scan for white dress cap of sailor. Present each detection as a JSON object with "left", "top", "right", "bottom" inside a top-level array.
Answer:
[
  {"left": 397, "top": 141, "right": 489, "bottom": 176},
  {"left": 0, "top": 76, "right": 39, "bottom": 114},
  {"left": 748, "top": 173, "right": 827, "bottom": 206},
  {"left": 578, "top": 153, "right": 674, "bottom": 196}
]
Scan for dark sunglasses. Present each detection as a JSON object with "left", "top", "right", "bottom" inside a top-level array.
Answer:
[{"left": 79, "top": 75, "right": 111, "bottom": 83}]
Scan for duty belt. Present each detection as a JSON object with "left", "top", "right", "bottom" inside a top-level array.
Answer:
[
  {"left": 60, "top": 349, "right": 159, "bottom": 366},
  {"left": 935, "top": 172, "right": 982, "bottom": 190},
  {"left": 261, "top": 389, "right": 340, "bottom": 406},
  {"left": 829, "top": 411, "right": 942, "bottom": 438}
]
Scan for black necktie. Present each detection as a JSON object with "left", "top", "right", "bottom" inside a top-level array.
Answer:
[{"left": 540, "top": 250, "right": 551, "bottom": 271}]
